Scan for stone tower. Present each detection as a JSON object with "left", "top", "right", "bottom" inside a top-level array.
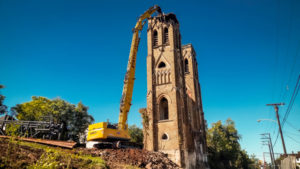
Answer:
[
  {"left": 142, "top": 13, "right": 208, "bottom": 169},
  {"left": 182, "top": 44, "right": 208, "bottom": 168}
]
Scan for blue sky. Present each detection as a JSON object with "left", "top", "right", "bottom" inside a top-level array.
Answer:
[{"left": 1, "top": 0, "right": 299, "bottom": 161}]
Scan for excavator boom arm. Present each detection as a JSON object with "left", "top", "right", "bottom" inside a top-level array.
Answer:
[{"left": 118, "top": 5, "right": 162, "bottom": 130}]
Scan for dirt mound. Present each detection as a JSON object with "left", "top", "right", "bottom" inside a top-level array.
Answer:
[
  {"left": 81, "top": 148, "right": 179, "bottom": 169},
  {"left": 0, "top": 138, "right": 107, "bottom": 169},
  {"left": 0, "top": 137, "right": 179, "bottom": 169}
]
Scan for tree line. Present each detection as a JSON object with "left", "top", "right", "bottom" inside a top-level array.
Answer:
[
  {"left": 0, "top": 85, "right": 94, "bottom": 141},
  {"left": 1, "top": 85, "right": 261, "bottom": 168},
  {"left": 207, "top": 119, "right": 261, "bottom": 169},
  {"left": 0, "top": 85, "right": 142, "bottom": 143}
]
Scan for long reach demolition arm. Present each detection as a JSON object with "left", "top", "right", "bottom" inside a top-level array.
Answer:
[{"left": 118, "top": 5, "right": 162, "bottom": 130}]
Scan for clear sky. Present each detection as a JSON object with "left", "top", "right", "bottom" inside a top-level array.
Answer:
[{"left": 1, "top": 0, "right": 300, "bottom": 162}]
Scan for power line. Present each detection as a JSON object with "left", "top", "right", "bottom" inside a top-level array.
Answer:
[
  {"left": 267, "top": 103, "right": 287, "bottom": 155},
  {"left": 285, "top": 134, "right": 300, "bottom": 144},
  {"left": 266, "top": 107, "right": 276, "bottom": 134},
  {"left": 271, "top": 0, "right": 281, "bottom": 103},
  {"left": 269, "top": 0, "right": 281, "bottom": 148},
  {"left": 272, "top": 113, "right": 282, "bottom": 148},
  {"left": 282, "top": 41, "right": 300, "bottom": 101},
  {"left": 279, "top": 0, "right": 295, "bottom": 101},
  {"left": 282, "top": 75, "right": 300, "bottom": 128},
  {"left": 284, "top": 131, "right": 300, "bottom": 137},
  {"left": 272, "top": 75, "right": 299, "bottom": 149},
  {"left": 273, "top": 126, "right": 280, "bottom": 147},
  {"left": 285, "top": 120, "right": 300, "bottom": 132},
  {"left": 272, "top": 75, "right": 299, "bottom": 150}
]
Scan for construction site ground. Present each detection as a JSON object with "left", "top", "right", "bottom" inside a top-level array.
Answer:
[{"left": 0, "top": 137, "right": 179, "bottom": 169}]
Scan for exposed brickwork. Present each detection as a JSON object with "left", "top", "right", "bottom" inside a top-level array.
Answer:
[{"left": 141, "top": 13, "right": 209, "bottom": 169}]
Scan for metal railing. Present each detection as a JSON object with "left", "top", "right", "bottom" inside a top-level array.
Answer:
[{"left": 0, "top": 118, "right": 64, "bottom": 140}]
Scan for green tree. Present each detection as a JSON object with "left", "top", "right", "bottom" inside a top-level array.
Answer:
[
  {"left": 249, "top": 154, "right": 262, "bottom": 169},
  {"left": 0, "top": 84, "right": 7, "bottom": 115},
  {"left": 128, "top": 124, "right": 143, "bottom": 145},
  {"left": 207, "top": 118, "right": 255, "bottom": 169},
  {"left": 11, "top": 96, "right": 94, "bottom": 141}
]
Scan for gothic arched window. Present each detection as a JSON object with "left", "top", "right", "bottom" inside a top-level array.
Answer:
[
  {"left": 184, "top": 59, "right": 189, "bottom": 73},
  {"left": 163, "top": 28, "right": 169, "bottom": 44},
  {"left": 159, "top": 97, "right": 169, "bottom": 120},
  {"left": 153, "top": 30, "right": 158, "bottom": 47}
]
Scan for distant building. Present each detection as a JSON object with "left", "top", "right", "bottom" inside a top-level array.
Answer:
[{"left": 141, "top": 13, "right": 208, "bottom": 169}]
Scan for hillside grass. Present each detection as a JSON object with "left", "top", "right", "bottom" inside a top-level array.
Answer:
[{"left": 0, "top": 137, "right": 108, "bottom": 169}]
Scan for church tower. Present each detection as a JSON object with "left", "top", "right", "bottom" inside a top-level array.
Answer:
[
  {"left": 143, "top": 13, "right": 209, "bottom": 168},
  {"left": 145, "top": 13, "right": 188, "bottom": 166}
]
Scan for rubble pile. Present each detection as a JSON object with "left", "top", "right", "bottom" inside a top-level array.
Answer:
[
  {"left": 84, "top": 148, "right": 180, "bottom": 169},
  {"left": 0, "top": 137, "right": 179, "bottom": 169}
]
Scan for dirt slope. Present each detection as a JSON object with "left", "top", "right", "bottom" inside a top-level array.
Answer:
[{"left": 0, "top": 138, "right": 179, "bottom": 169}]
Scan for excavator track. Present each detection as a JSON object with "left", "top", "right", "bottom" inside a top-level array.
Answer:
[
  {"left": 0, "top": 135, "right": 77, "bottom": 149},
  {"left": 91, "top": 140, "right": 142, "bottom": 149}
]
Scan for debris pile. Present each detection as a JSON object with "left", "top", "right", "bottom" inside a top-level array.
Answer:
[
  {"left": 0, "top": 137, "right": 179, "bottom": 169},
  {"left": 83, "top": 148, "right": 180, "bottom": 169}
]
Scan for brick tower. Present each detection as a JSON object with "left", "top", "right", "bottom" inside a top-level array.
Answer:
[{"left": 142, "top": 13, "right": 208, "bottom": 169}]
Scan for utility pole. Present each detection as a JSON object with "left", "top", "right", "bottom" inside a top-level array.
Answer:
[
  {"left": 268, "top": 134, "right": 275, "bottom": 166},
  {"left": 266, "top": 103, "right": 287, "bottom": 155},
  {"left": 263, "top": 152, "right": 266, "bottom": 169},
  {"left": 261, "top": 133, "right": 275, "bottom": 166},
  {"left": 262, "top": 140, "right": 274, "bottom": 168}
]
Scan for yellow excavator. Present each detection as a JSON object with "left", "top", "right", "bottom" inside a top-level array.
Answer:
[{"left": 86, "top": 5, "right": 162, "bottom": 148}]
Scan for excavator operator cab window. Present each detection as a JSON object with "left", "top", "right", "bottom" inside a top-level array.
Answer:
[{"left": 107, "top": 123, "right": 117, "bottom": 129}]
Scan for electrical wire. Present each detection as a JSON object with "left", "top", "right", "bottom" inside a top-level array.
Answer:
[
  {"left": 284, "top": 130, "right": 300, "bottom": 137},
  {"left": 269, "top": 0, "right": 281, "bottom": 148},
  {"left": 285, "top": 120, "right": 300, "bottom": 132},
  {"left": 272, "top": 75, "right": 299, "bottom": 148},
  {"left": 281, "top": 75, "right": 300, "bottom": 128},
  {"left": 266, "top": 107, "right": 275, "bottom": 134},
  {"left": 282, "top": 41, "right": 300, "bottom": 101},
  {"left": 271, "top": 0, "right": 281, "bottom": 103},
  {"left": 273, "top": 131, "right": 280, "bottom": 148},
  {"left": 279, "top": 0, "right": 295, "bottom": 101},
  {"left": 285, "top": 134, "right": 300, "bottom": 144}
]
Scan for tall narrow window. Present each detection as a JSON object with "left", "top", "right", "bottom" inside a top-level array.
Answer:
[
  {"left": 184, "top": 59, "right": 189, "bottom": 73},
  {"left": 159, "top": 97, "right": 169, "bottom": 120},
  {"left": 177, "top": 34, "right": 181, "bottom": 49},
  {"left": 163, "top": 28, "right": 169, "bottom": 44},
  {"left": 153, "top": 30, "right": 158, "bottom": 47}
]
